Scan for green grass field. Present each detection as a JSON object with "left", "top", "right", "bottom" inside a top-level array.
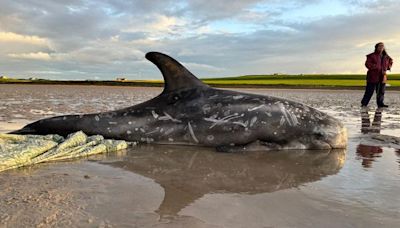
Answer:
[
  {"left": 203, "top": 74, "right": 400, "bottom": 87},
  {"left": 1, "top": 74, "right": 400, "bottom": 88}
]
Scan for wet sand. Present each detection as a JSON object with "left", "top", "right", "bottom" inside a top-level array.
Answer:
[{"left": 0, "top": 85, "right": 399, "bottom": 227}]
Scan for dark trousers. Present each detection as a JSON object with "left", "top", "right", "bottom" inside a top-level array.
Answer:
[{"left": 361, "top": 82, "right": 385, "bottom": 106}]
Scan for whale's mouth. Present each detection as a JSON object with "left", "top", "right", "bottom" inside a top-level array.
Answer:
[{"left": 303, "top": 124, "right": 348, "bottom": 150}]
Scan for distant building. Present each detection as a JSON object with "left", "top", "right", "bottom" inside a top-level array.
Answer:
[{"left": 116, "top": 77, "right": 127, "bottom": 81}]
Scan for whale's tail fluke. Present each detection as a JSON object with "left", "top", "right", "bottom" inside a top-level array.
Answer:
[{"left": 145, "top": 52, "right": 209, "bottom": 93}]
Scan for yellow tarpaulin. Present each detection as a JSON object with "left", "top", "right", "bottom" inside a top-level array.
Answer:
[{"left": 0, "top": 131, "right": 129, "bottom": 172}]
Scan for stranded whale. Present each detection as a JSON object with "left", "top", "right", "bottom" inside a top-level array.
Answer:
[{"left": 11, "top": 52, "right": 347, "bottom": 151}]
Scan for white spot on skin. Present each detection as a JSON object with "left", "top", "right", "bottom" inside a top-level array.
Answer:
[
  {"left": 109, "top": 121, "right": 117, "bottom": 125},
  {"left": 188, "top": 122, "right": 199, "bottom": 143},
  {"left": 95, "top": 116, "right": 100, "bottom": 121},
  {"left": 127, "top": 130, "right": 132, "bottom": 135},
  {"left": 140, "top": 137, "right": 154, "bottom": 143},
  {"left": 128, "top": 121, "right": 133, "bottom": 125}
]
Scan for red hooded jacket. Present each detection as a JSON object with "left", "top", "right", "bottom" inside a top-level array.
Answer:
[{"left": 365, "top": 52, "right": 393, "bottom": 83}]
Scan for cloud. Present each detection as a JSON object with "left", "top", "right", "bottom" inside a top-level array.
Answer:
[
  {"left": 0, "top": 32, "right": 49, "bottom": 46},
  {"left": 0, "top": 0, "right": 399, "bottom": 79},
  {"left": 8, "top": 52, "right": 52, "bottom": 61}
]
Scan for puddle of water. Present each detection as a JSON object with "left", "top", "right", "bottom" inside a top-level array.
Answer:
[{"left": 0, "top": 85, "right": 399, "bottom": 227}]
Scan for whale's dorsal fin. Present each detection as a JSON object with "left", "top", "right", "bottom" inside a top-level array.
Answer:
[{"left": 145, "top": 52, "right": 209, "bottom": 93}]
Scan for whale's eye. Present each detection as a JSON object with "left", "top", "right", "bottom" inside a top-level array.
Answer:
[
  {"left": 167, "top": 93, "right": 181, "bottom": 104},
  {"left": 314, "top": 132, "right": 325, "bottom": 139}
]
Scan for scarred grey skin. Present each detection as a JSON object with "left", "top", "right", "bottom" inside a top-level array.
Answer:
[{"left": 11, "top": 52, "right": 347, "bottom": 151}]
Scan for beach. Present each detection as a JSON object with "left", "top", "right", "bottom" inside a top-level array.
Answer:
[{"left": 0, "top": 84, "right": 399, "bottom": 227}]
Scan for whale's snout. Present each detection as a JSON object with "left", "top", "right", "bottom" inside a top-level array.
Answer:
[
  {"left": 312, "top": 121, "right": 348, "bottom": 149},
  {"left": 326, "top": 124, "right": 348, "bottom": 149}
]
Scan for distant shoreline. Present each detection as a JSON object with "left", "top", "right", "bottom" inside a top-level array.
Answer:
[
  {"left": 0, "top": 81, "right": 394, "bottom": 90},
  {"left": 1, "top": 74, "right": 400, "bottom": 90}
]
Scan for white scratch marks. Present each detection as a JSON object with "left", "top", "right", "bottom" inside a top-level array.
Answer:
[
  {"left": 279, "top": 103, "right": 299, "bottom": 126},
  {"left": 232, "top": 121, "right": 248, "bottom": 128},
  {"left": 146, "top": 128, "right": 160, "bottom": 135},
  {"left": 158, "top": 112, "right": 182, "bottom": 123},
  {"left": 151, "top": 110, "right": 159, "bottom": 119},
  {"left": 250, "top": 116, "right": 258, "bottom": 127},
  {"left": 204, "top": 113, "right": 243, "bottom": 129},
  {"left": 248, "top": 104, "right": 266, "bottom": 111},
  {"left": 187, "top": 122, "right": 199, "bottom": 143}
]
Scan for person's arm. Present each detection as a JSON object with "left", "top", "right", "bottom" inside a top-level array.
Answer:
[
  {"left": 388, "top": 57, "right": 393, "bottom": 70},
  {"left": 365, "top": 55, "right": 377, "bottom": 70}
]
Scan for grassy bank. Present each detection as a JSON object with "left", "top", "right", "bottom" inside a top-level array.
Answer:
[
  {"left": 1, "top": 74, "right": 400, "bottom": 89},
  {"left": 204, "top": 74, "right": 400, "bottom": 87}
]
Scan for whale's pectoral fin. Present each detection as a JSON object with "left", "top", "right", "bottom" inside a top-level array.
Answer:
[{"left": 145, "top": 52, "right": 209, "bottom": 93}]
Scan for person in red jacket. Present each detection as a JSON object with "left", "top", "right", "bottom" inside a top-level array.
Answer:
[{"left": 361, "top": 42, "right": 393, "bottom": 108}]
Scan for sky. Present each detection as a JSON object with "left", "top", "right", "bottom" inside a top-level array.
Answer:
[{"left": 0, "top": 0, "right": 399, "bottom": 80}]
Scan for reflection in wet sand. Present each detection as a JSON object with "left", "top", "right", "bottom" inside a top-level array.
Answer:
[
  {"left": 360, "top": 108, "right": 382, "bottom": 134},
  {"left": 357, "top": 108, "right": 383, "bottom": 168},
  {"left": 357, "top": 108, "right": 400, "bottom": 169},
  {"left": 356, "top": 144, "right": 383, "bottom": 168},
  {"left": 103, "top": 145, "right": 346, "bottom": 217}
]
